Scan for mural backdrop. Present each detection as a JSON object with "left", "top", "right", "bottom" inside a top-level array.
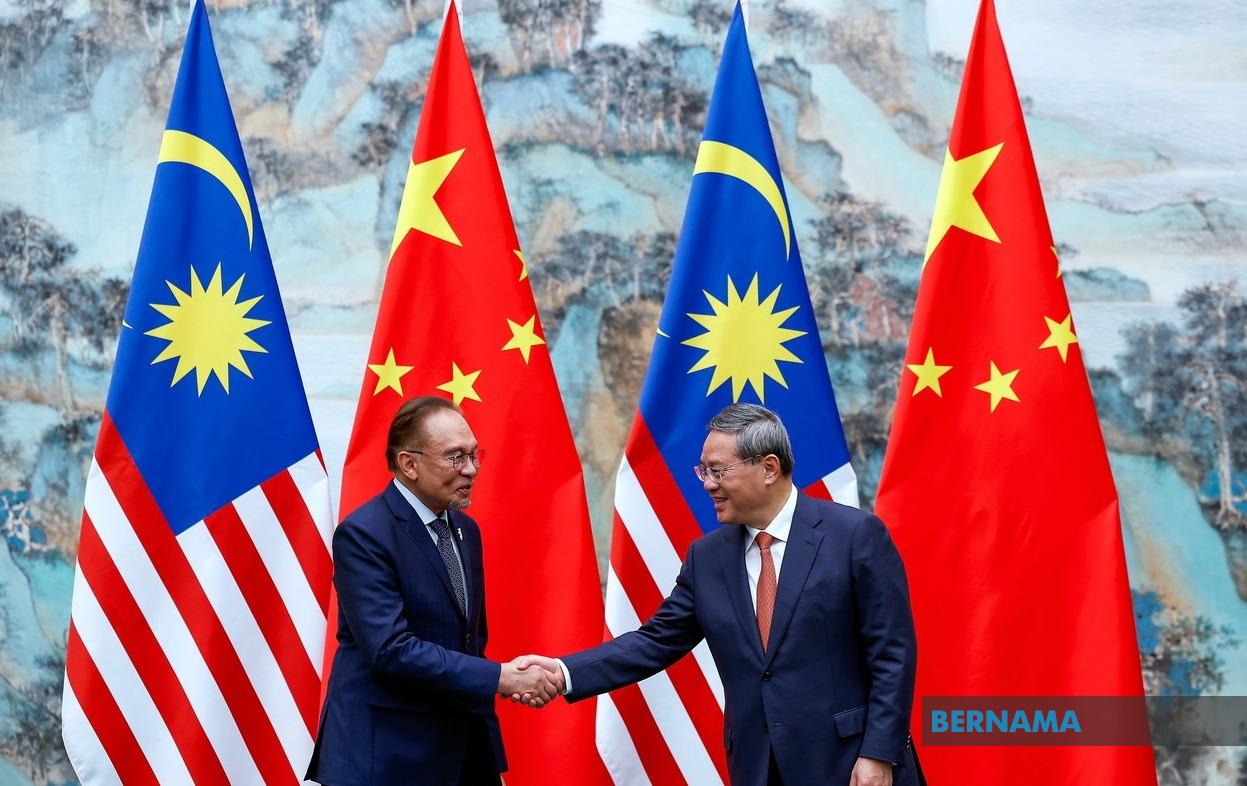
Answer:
[{"left": 0, "top": 0, "right": 1244, "bottom": 782}]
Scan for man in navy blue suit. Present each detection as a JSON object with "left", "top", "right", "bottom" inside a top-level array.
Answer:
[
  {"left": 522, "top": 403, "right": 919, "bottom": 786},
  {"left": 307, "top": 397, "right": 559, "bottom": 786}
]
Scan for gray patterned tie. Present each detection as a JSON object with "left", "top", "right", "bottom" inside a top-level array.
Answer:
[{"left": 429, "top": 516, "right": 467, "bottom": 616}]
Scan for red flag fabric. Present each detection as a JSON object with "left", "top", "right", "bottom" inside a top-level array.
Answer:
[
  {"left": 874, "top": 1, "right": 1157, "bottom": 783},
  {"left": 334, "top": 6, "right": 609, "bottom": 784}
]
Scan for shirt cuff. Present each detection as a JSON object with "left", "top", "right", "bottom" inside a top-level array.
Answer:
[{"left": 555, "top": 658, "right": 572, "bottom": 695}]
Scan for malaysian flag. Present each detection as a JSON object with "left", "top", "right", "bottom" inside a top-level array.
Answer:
[
  {"left": 61, "top": 2, "right": 333, "bottom": 784},
  {"left": 598, "top": 6, "right": 857, "bottom": 784}
]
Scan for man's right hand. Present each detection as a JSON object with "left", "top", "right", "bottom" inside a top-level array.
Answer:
[{"left": 497, "top": 657, "right": 559, "bottom": 707}]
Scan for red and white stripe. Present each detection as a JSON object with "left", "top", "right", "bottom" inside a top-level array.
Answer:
[
  {"left": 596, "top": 418, "right": 857, "bottom": 785},
  {"left": 63, "top": 414, "right": 333, "bottom": 785}
]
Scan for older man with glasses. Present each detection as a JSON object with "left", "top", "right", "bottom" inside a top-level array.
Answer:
[
  {"left": 307, "top": 396, "right": 559, "bottom": 786},
  {"left": 520, "top": 403, "right": 921, "bottom": 786}
]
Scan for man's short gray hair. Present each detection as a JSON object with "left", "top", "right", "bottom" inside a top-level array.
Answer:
[{"left": 707, "top": 403, "right": 794, "bottom": 476}]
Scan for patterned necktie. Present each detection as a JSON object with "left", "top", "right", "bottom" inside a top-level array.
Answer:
[
  {"left": 755, "top": 532, "right": 778, "bottom": 651},
  {"left": 429, "top": 516, "right": 467, "bottom": 616}
]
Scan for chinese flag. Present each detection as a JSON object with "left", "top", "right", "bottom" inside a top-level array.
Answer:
[
  {"left": 874, "top": 1, "right": 1157, "bottom": 783},
  {"left": 335, "top": 5, "right": 609, "bottom": 784}
]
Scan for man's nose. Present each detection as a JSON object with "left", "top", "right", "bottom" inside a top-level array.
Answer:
[{"left": 461, "top": 460, "right": 479, "bottom": 478}]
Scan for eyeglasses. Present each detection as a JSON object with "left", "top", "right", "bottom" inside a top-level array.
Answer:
[
  {"left": 693, "top": 457, "right": 759, "bottom": 483},
  {"left": 401, "top": 449, "right": 486, "bottom": 471}
]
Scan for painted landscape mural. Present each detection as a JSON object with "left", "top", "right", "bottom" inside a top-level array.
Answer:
[{"left": 0, "top": 0, "right": 1243, "bottom": 781}]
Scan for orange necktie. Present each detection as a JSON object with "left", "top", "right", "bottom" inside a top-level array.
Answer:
[{"left": 755, "top": 532, "right": 777, "bottom": 650}]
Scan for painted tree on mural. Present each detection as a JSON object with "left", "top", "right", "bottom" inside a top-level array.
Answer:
[
  {"left": 532, "top": 229, "right": 674, "bottom": 338},
  {"left": 1120, "top": 282, "right": 1247, "bottom": 531},
  {"left": 1118, "top": 321, "right": 1184, "bottom": 440},
  {"left": 807, "top": 191, "right": 914, "bottom": 346},
  {"left": 271, "top": 0, "right": 335, "bottom": 95},
  {"left": 801, "top": 192, "right": 919, "bottom": 504},
  {"left": 1133, "top": 589, "right": 1240, "bottom": 785},
  {"left": 1136, "top": 589, "right": 1237, "bottom": 697},
  {"left": 0, "top": 208, "right": 128, "bottom": 414},
  {"left": 1177, "top": 283, "right": 1247, "bottom": 528},
  {"left": 0, "top": 0, "right": 63, "bottom": 97},
  {"left": 0, "top": 651, "right": 67, "bottom": 782},
  {"left": 570, "top": 34, "right": 708, "bottom": 155},
  {"left": 499, "top": 0, "right": 601, "bottom": 70}
]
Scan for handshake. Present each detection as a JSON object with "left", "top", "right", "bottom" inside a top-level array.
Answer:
[{"left": 496, "top": 654, "right": 564, "bottom": 708}]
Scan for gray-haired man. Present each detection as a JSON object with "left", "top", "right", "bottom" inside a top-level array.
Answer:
[{"left": 520, "top": 403, "right": 920, "bottom": 786}]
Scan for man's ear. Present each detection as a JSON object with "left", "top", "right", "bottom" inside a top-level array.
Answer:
[
  {"left": 397, "top": 451, "right": 419, "bottom": 482},
  {"left": 761, "top": 454, "right": 782, "bottom": 484}
]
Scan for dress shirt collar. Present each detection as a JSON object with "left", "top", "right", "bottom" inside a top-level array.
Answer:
[
  {"left": 392, "top": 478, "right": 442, "bottom": 526},
  {"left": 744, "top": 484, "right": 798, "bottom": 550}
]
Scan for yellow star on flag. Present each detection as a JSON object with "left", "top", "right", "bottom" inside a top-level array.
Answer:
[
  {"left": 436, "top": 361, "right": 482, "bottom": 405},
  {"left": 924, "top": 142, "right": 1004, "bottom": 265},
  {"left": 1039, "top": 313, "right": 1078, "bottom": 362},
  {"left": 906, "top": 348, "right": 952, "bottom": 397},
  {"left": 389, "top": 148, "right": 466, "bottom": 259},
  {"left": 501, "top": 316, "right": 545, "bottom": 363},
  {"left": 515, "top": 249, "right": 528, "bottom": 282},
  {"left": 974, "top": 361, "right": 1020, "bottom": 412},
  {"left": 1051, "top": 245, "right": 1063, "bottom": 278},
  {"left": 368, "top": 348, "right": 414, "bottom": 396}
]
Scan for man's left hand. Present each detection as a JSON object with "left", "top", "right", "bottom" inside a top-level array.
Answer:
[{"left": 849, "top": 757, "right": 892, "bottom": 786}]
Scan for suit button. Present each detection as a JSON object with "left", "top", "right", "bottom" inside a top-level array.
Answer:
[
  {"left": 762, "top": 671, "right": 772, "bottom": 681},
  {"left": 762, "top": 723, "right": 768, "bottom": 733},
  {"left": 464, "top": 634, "right": 471, "bottom": 650}
]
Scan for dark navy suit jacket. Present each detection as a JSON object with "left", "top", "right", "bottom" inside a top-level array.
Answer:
[
  {"left": 306, "top": 482, "right": 505, "bottom": 786},
  {"left": 564, "top": 493, "right": 918, "bottom": 786}
]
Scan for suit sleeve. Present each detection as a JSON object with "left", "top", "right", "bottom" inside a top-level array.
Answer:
[
  {"left": 468, "top": 526, "right": 488, "bottom": 663},
  {"left": 333, "top": 519, "right": 500, "bottom": 713},
  {"left": 473, "top": 526, "right": 490, "bottom": 655},
  {"left": 562, "top": 541, "right": 705, "bottom": 701},
  {"left": 851, "top": 514, "right": 917, "bottom": 764}
]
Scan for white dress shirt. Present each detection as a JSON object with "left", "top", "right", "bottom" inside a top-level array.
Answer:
[
  {"left": 557, "top": 484, "right": 800, "bottom": 695},
  {"left": 392, "top": 479, "right": 469, "bottom": 608},
  {"left": 744, "top": 484, "right": 798, "bottom": 607}
]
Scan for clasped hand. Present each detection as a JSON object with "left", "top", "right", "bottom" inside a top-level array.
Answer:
[{"left": 496, "top": 654, "right": 564, "bottom": 708}]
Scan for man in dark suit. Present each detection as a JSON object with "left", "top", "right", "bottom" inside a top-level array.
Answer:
[
  {"left": 521, "top": 403, "right": 919, "bottom": 786},
  {"left": 307, "top": 396, "right": 558, "bottom": 786}
]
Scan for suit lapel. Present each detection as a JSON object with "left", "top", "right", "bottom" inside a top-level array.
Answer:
[
  {"left": 719, "top": 525, "right": 764, "bottom": 661},
  {"left": 762, "top": 494, "right": 823, "bottom": 670},
  {"left": 385, "top": 484, "right": 465, "bottom": 620}
]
